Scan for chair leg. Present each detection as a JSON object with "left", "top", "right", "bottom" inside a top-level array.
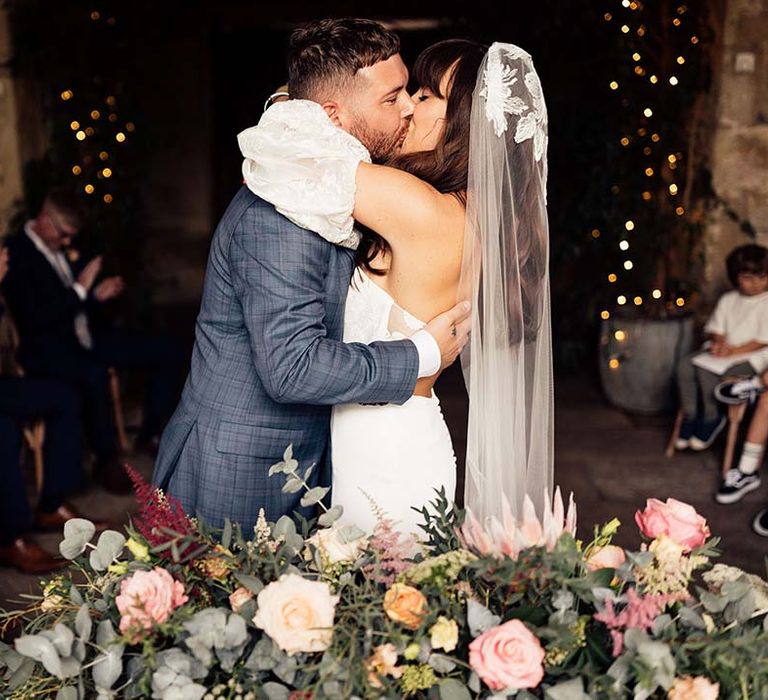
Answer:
[
  {"left": 23, "top": 421, "right": 46, "bottom": 494},
  {"left": 722, "top": 401, "right": 748, "bottom": 477},
  {"left": 108, "top": 367, "right": 130, "bottom": 452},
  {"left": 666, "top": 409, "right": 685, "bottom": 458}
]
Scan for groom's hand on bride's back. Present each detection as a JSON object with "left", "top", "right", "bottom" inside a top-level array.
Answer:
[{"left": 426, "top": 301, "right": 472, "bottom": 370}]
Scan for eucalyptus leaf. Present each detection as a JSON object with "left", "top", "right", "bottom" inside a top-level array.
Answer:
[
  {"left": 6, "top": 656, "right": 34, "bottom": 690},
  {"left": 15, "top": 634, "right": 68, "bottom": 679},
  {"left": 45, "top": 623, "right": 75, "bottom": 657},
  {"left": 273, "top": 515, "right": 297, "bottom": 540},
  {"left": 92, "top": 644, "right": 124, "bottom": 692},
  {"left": 69, "top": 584, "right": 83, "bottom": 606},
  {"left": 221, "top": 519, "right": 233, "bottom": 551},
  {"left": 678, "top": 606, "right": 706, "bottom": 630},
  {"left": 440, "top": 679, "right": 472, "bottom": 700},
  {"left": 545, "top": 677, "right": 591, "bottom": 700},
  {"left": 337, "top": 524, "right": 365, "bottom": 543},
  {"left": 283, "top": 444, "right": 293, "bottom": 462},
  {"left": 300, "top": 486, "right": 330, "bottom": 508},
  {"left": 281, "top": 477, "right": 304, "bottom": 494},
  {"left": 263, "top": 682, "right": 291, "bottom": 700},
  {"left": 269, "top": 460, "right": 287, "bottom": 477},
  {"left": 467, "top": 599, "right": 501, "bottom": 636},
  {"left": 428, "top": 653, "right": 456, "bottom": 673},
  {"left": 75, "top": 603, "right": 92, "bottom": 641},
  {"left": 89, "top": 530, "right": 126, "bottom": 571},
  {"left": 55, "top": 687, "right": 78, "bottom": 700},
  {"left": 303, "top": 464, "right": 315, "bottom": 482},
  {"left": 60, "top": 518, "right": 96, "bottom": 559},
  {"left": 233, "top": 573, "right": 264, "bottom": 595},
  {"left": 318, "top": 505, "right": 344, "bottom": 527}
]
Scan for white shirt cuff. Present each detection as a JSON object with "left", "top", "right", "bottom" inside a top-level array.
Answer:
[
  {"left": 411, "top": 329, "right": 441, "bottom": 378},
  {"left": 72, "top": 282, "right": 87, "bottom": 301}
]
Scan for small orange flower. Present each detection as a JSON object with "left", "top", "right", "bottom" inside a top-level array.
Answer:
[
  {"left": 383, "top": 583, "right": 427, "bottom": 630},
  {"left": 195, "top": 556, "right": 231, "bottom": 580}
]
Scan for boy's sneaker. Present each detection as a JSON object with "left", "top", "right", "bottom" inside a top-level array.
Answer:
[
  {"left": 715, "top": 376, "right": 766, "bottom": 405},
  {"left": 674, "top": 418, "right": 697, "bottom": 450},
  {"left": 752, "top": 508, "right": 768, "bottom": 537},
  {"left": 715, "top": 469, "right": 762, "bottom": 504},
  {"left": 689, "top": 416, "right": 727, "bottom": 451}
]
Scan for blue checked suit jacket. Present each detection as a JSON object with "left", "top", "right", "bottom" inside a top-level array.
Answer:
[{"left": 152, "top": 187, "right": 419, "bottom": 531}]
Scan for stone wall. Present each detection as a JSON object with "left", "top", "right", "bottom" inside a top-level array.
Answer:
[{"left": 705, "top": 0, "right": 768, "bottom": 299}]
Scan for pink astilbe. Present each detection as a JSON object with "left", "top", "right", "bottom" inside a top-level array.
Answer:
[
  {"left": 460, "top": 487, "right": 577, "bottom": 560},
  {"left": 125, "top": 465, "right": 197, "bottom": 559},
  {"left": 363, "top": 515, "right": 419, "bottom": 585},
  {"left": 594, "top": 587, "right": 688, "bottom": 656}
]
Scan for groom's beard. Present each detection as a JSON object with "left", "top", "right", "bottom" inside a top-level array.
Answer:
[{"left": 349, "top": 116, "right": 410, "bottom": 163}]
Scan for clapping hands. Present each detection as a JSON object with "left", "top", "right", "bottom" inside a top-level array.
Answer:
[{"left": 76, "top": 254, "right": 124, "bottom": 301}]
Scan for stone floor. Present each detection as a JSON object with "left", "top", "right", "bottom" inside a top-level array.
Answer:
[{"left": 1, "top": 371, "right": 766, "bottom": 614}]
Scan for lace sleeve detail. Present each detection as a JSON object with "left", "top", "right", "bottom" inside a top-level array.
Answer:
[{"left": 237, "top": 100, "right": 371, "bottom": 249}]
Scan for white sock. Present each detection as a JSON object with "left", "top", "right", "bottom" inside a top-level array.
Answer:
[{"left": 737, "top": 441, "right": 764, "bottom": 475}]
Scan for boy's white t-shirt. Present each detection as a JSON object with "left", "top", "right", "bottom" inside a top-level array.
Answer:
[{"left": 704, "top": 289, "right": 768, "bottom": 371}]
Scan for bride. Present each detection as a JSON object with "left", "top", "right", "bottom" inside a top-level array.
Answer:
[{"left": 240, "top": 39, "right": 553, "bottom": 534}]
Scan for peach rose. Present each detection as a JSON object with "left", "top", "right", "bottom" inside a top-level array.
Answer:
[
  {"left": 115, "top": 567, "right": 188, "bottom": 642},
  {"left": 229, "top": 586, "right": 255, "bottom": 613},
  {"left": 252, "top": 573, "right": 339, "bottom": 655},
  {"left": 635, "top": 498, "right": 710, "bottom": 552},
  {"left": 668, "top": 675, "right": 720, "bottom": 700},
  {"left": 365, "top": 643, "right": 404, "bottom": 688},
  {"left": 469, "top": 619, "right": 545, "bottom": 691},
  {"left": 383, "top": 583, "right": 428, "bottom": 630},
  {"left": 586, "top": 545, "right": 627, "bottom": 572}
]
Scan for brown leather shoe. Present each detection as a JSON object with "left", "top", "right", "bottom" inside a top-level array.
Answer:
[
  {"left": 34, "top": 502, "right": 110, "bottom": 533},
  {"left": 0, "top": 536, "right": 68, "bottom": 574}
]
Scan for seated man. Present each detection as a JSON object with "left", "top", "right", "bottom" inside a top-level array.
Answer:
[
  {"left": 0, "top": 188, "right": 182, "bottom": 492},
  {"left": 715, "top": 373, "right": 768, "bottom": 536}
]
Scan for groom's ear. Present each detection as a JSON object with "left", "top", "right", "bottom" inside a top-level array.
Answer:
[{"left": 321, "top": 101, "right": 343, "bottom": 127}]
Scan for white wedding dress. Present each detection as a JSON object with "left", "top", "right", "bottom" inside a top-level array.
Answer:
[{"left": 330, "top": 268, "right": 457, "bottom": 536}]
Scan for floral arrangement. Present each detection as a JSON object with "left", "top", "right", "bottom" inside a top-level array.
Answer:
[{"left": 1, "top": 449, "right": 768, "bottom": 699}]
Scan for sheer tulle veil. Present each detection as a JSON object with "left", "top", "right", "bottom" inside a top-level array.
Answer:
[{"left": 459, "top": 42, "right": 554, "bottom": 523}]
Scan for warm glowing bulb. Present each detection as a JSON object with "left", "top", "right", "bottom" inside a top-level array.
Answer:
[
  {"left": 91, "top": 11, "right": 100, "bottom": 20},
  {"left": 609, "top": 358, "right": 620, "bottom": 369},
  {"left": 643, "top": 146, "right": 652, "bottom": 156},
  {"left": 669, "top": 76, "right": 679, "bottom": 86},
  {"left": 90, "top": 110, "right": 100, "bottom": 119},
  {"left": 608, "top": 273, "right": 618, "bottom": 283},
  {"left": 84, "top": 126, "right": 95, "bottom": 136},
  {"left": 102, "top": 168, "right": 112, "bottom": 178},
  {"left": 617, "top": 295, "right": 627, "bottom": 305},
  {"left": 108, "top": 113, "right": 118, "bottom": 122},
  {"left": 669, "top": 184, "right": 679, "bottom": 195},
  {"left": 643, "top": 108, "right": 653, "bottom": 117},
  {"left": 615, "top": 330, "right": 626, "bottom": 341},
  {"left": 75, "top": 130, "right": 86, "bottom": 141},
  {"left": 621, "top": 24, "right": 630, "bottom": 33},
  {"left": 625, "top": 220, "right": 635, "bottom": 231},
  {"left": 115, "top": 132, "right": 126, "bottom": 143},
  {"left": 642, "top": 191, "right": 652, "bottom": 201},
  {"left": 650, "top": 75, "right": 658, "bottom": 84},
  {"left": 691, "top": 36, "right": 699, "bottom": 44},
  {"left": 634, "top": 296, "right": 643, "bottom": 306},
  {"left": 622, "top": 0, "right": 630, "bottom": 6},
  {"left": 103, "top": 194, "right": 113, "bottom": 203},
  {"left": 677, "top": 56, "right": 686, "bottom": 64},
  {"left": 84, "top": 184, "right": 94, "bottom": 194},
  {"left": 652, "top": 289, "right": 662, "bottom": 299},
  {"left": 668, "top": 154, "right": 677, "bottom": 163},
  {"left": 673, "top": 18, "right": 681, "bottom": 26},
  {"left": 620, "top": 137, "right": 630, "bottom": 146},
  {"left": 676, "top": 206, "right": 685, "bottom": 216},
  {"left": 676, "top": 297, "right": 685, "bottom": 307},
  {"left": 632, "top": 52, "right": 641, "bottom": 61},
  {"left": 645, "top": 167, "right": 654, "bottom": 176},
  {"left": 71, "top": 165, "right": 81, "bottom": 175},
  {"left": 624, "top": 260, "right": 634, "bottom": 270},
  {"left": 637, "top": 26, "right": 646, "bottom": 36},
  {"left": 106, "top": 96, "right": 117, "bottom": 107},
  {"left": 61, "top": 90, "right": 73, "bottom": 101},
  {"left": 604, "top": 12, "right": 612, "bottom": 21},
  {"left": 99, "top": 151, "right": 109, "bottom": 160},
  {"left": 592, "top": 229, "right": 601, "bottom": 239},
  {"left": 70, "top": 121, "right": 80, "bottom": 130},
  {"left": 610, "top": 81, "right": 619, "bottom": 90},
  {"left": 601, "top": 310, "right": 610, "bottom": 320},
  {"left": 651, "top": 133, "right": 661, "bottom": 142},
  {"left": 619, "top": 240, "right": 629, "bottom": 251},
  {"left": 126, "top": 122, "right": 136, "bottom": 132}
]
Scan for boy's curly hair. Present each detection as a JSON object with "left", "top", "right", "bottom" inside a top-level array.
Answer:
[{"left": 726, "top": 244, "right": 768, "bottom": 287}]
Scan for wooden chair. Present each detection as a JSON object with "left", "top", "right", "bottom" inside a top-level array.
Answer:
[{"left": 666, "top": 379, "right": 751, "bottom": 477}]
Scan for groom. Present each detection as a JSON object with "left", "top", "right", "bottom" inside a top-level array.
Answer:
[{"left": 152, "top": 18, "right": 470, "bottom": 530}]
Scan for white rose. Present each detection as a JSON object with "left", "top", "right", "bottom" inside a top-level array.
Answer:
[
  {"left": 252, "top": 573, "right": 339, "bottom": 655},
  {"left": 306, "top": 525, "right": 368, "bottom": 565}
]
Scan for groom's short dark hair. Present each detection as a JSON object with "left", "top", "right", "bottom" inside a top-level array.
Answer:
[{"left": 288, "top": 18, "right": 400, "bottom": 101}]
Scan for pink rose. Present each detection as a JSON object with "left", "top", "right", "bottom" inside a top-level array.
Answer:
[
  {"left": 634, "top": 498, "right": 710, "bottom": 552},
  {"left": 586, "top": 545, "right": 627, "bottom": 572},
  {"left": 115, "top": 567, "right": 188, "bottom": 642},
  {"left": 229, "top": 586, "right": 255, "bottom": 613},
  {"left": 469, "top": 619, "right": 545, "bottom": 691}
]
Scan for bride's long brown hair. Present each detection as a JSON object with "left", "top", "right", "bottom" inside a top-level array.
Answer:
[{"left": 356, "top": 38, "right": 486, "bottom": 274}]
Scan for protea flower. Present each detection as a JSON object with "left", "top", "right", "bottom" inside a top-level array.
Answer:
[{"left": 459, "top": 487, "right": 577, "bottom": 559}]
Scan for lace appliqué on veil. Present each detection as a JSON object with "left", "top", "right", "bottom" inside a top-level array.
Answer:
[{"left": 480, "top": 43, "right": 548, "bottom": 162}]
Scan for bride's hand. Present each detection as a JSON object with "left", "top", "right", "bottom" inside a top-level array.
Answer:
[{"left": 426, "top": 301, "right": 472, "bottom": 371}]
